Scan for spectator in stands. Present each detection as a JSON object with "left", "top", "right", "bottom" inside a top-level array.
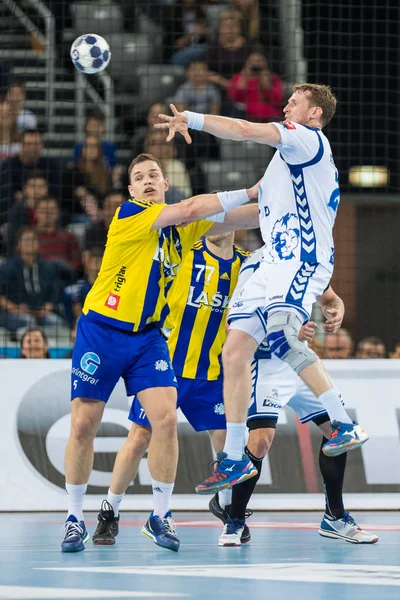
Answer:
[
  {"left": 5, "top": 78, "right": 38, "bottom": 132},
  {"left": 0, "top": 227, "right": 65, "bottom": 333},
  {"left": 205, "top": 9, "right": 252, "bottom": 95},
  {"left": 62, "top": 135, "right": 112, "bottom": 222},
  {"left": 34, "top": 197, "right": 82, "bottom": 280},
  {"left": 0, "top": 129, "right": 61, "bottom": 220},
  {"left": 144, "top": 131, "right": 193, "bottom": 197},
  {"left": 227, "top": 49, "right": 284, "bottom": 121},
  {"left": 6, "top": 172, "right": 49, "bottom": 253},
  {"left": 0, "top": 100, "right": 20, "bottom": 160},
  {"left": 131, "top": 102, "right": 169, "bottom": 157},
  {"left": 62, "top": 246, "right": 103, "bottom": 327},
  {"left": 84, "top": 190, "right": 124, "bottom": 252},
  {"left": 73, "top": 108, "right": 118, "bottom": 170},
  {"left": 63, "top": 319, "right": 77, "bottom": 358},
  {"left": 18, "top": 328, "right": 50, "bottom": 359},
  {"left": 389, "top": 342, "right": 400, "bottom": 359},
  {"left": 166, "top": 0, "right": 209, "bottom": 67},
  {"left": 355, "top": 336, "right": 386, "bottom": 359},
  {"left": 174, "top": 60, "right": 221, "bottom": 114},
  {"left": 324, "top": 328, "right": 354, "bottom": 359}
]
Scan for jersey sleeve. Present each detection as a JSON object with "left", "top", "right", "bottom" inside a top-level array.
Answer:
[
  {"left": 270, "top": 121, "right": 321, "bottom": 165},
  {"left": 111, "top": 200, "right": 166, "bottom": 241},
  {"left": 177, "top": 220, "right": 214, "bottom": 252}
]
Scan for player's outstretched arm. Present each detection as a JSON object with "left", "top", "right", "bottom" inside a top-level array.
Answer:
[
  {"left": 206, "top": 203, "right": 259, "bottom": 234},
  {"left": 151, "top": 185, "right": 258, "bottom": 230},
  {"left": 317, "top": 286, "right": 345, "bottom": 333},
  {"left": 155, "top": 104, "right": 282, "bottom": 147}
]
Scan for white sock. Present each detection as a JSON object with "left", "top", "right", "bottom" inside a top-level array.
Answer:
[
  {"left": 218, "top": 488, "right": 232, "bottom": 509},
  {"left": 223, "top": 422, "right": 246, "bottom": 460},
  {"left": 151, "top": 478, "right": 174, "bottom": 518},
  {"left": 107, "top": 489, "right": 124, "bottom": 517},
  {"left": 318, "top": 390, "right": 352, "bottom": 424},
  {"left": 66, "top": 483, "right": 87, "bottom": 522}
]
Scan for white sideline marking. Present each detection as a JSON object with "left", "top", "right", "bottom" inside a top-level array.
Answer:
[
  {"left": 37, "top": 563, "right": 400, "bottom": 587},
  {"left": 0, "top": 586, "right": 187, "bottom": 599}
]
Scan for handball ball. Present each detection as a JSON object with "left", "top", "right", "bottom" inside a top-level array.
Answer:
[{"left": 70, "top": 34, "right": 111, "bottom": 74}]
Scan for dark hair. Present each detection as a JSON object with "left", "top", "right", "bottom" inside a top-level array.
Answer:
[
  {"left": 8, "top": 77, "right": 26, "bottom": 91},
  {"left": 23, "top": 171, "right": 47, "bottom": 185},
  {"left": 128, "top": 153, "right": 166, "bottom": 179},
  {"left": 21, "top": 128, "right": 42, "bottom": 140},
  {"left": 103, "top": 188, "right": 125, "bottom": 202},
  {"left": 34, "top": 196, "right": 59, "bottom": 210},
  {"left": 186, "top": 58, "right": 207, "bottom": 70},
  {"left": 357, "top": 336, "right": 385, "bottom": 348},
  {"left": 19, "top": 328, "right": 50, "bottom": 359},
  {"left": 86, "top": 107, "right": 106, "bottom": 122},
  {"left": 87, "top": 245, "right": 104, "bottom": 259},
  {"left": 17, "top": 226, "right": 38, "bottom": 244}
]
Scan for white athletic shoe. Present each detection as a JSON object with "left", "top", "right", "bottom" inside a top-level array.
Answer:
[
  {"left": 319, "top": 512, "right": 378, "bottom": 544},
  {"left": 218, "top": 515, "right": 245, "bottom": 547},
  {"left": 353, "top": 424, "right": 369, "bottom": 446}
]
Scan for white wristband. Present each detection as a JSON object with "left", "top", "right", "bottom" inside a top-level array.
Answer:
[
  {"left": 206, "top": 212, "right": 226, "bottom": 223},
  {"left": 217, "top": 189, "right": 249, "bottom": 212},
  {"left": 185, "top": 110, "right": 205, "bottom": 131}
]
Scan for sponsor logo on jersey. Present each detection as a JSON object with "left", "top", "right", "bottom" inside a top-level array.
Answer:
[
  {"left": 80, "top": 351, "right": 101, "bottom": 375},
  {"left": 187, "top": 286, "right": 230, "bottom": 311},
  {"left": 268, "top": 295, "right": 284, "bottom": 302},
  {"left": 105, "top": 292, "right": 120, "bottom": 310},
  {"left": 262, "top": 398, "right": 282, "bottom": 409},
  {"left": 220, "top": 272, "right": 230, "bottom": 281},
  {"left": 282, "top": 120, "right": 296, "bottom": 130},
  {"left": 114, "top": 265, "right": 127, "bottom": 293}
]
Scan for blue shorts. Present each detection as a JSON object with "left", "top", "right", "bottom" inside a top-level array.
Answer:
[
  {"left": 71, "top": 315, "right": 177, "bottom": 402},
  {"left": 129, "top": 376, "right": 226, "bottom": 432}
]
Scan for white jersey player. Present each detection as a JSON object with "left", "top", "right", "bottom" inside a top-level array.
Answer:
[{"left": 156, "top": 83, "right": 369, "bottom": 495}]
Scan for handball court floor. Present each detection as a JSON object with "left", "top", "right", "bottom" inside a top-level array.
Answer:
[{"left": 0, "top": 511, "right": 399, "bottom": 600}]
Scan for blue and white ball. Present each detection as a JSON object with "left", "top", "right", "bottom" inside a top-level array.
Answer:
[{"left": 70, "top": 34, "right": 111, "bottom": 74}]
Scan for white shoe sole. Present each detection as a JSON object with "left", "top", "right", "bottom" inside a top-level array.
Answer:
[
  {"left": 319, "top": 528, "right": 378, "bottom": 544},
  {"left": 322, "top": 435, "right": 369, "bottom": 457}
]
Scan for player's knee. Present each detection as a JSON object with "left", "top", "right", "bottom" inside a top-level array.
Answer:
[
  {"left": 150, "top": 407, "right": 177, "bottom": 436},
  {"left": 248, "top": 428, "right": 275, "bottom": 458},
  {"left": 70, "top": 415, "right": 98, "bottom": 442},
  {"left": 127, "top": 424, "right": 152, "bottom": 456},
  {"left": 266, "top": 310, "right": 318, "bottom": 374},
  {"left": 222, "top": 338, "right": 251, "bottom": 372}
]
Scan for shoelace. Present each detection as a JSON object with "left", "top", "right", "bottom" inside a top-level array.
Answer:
[
  {"left": 164, "top": 517, "right": 177, "bottom": 536},
  {"left": 342, "top": 512, "right": 357, "bottom": 527},
  {"left": 95, "top": 501, "right": 116, "bottom": 534},
  {"left": 62, "top": 521, "right": 83, "bottom": 541},
  {"left": 226, "top": 518, "right": 244, "bottom": 535}
]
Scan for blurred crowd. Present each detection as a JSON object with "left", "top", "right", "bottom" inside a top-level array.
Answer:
[{"left": 0, "top": 1, "right": 397, "bottom": 358}]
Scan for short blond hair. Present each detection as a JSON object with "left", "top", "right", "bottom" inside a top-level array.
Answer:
[{"left": 293, "top": 83, "right": 337, "bottom": 127}]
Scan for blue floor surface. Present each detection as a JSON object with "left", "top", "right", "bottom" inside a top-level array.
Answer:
[{"left": 0, "top": 511, "right": 399, "bottom": 599}]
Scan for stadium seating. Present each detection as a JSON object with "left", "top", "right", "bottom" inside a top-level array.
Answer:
[
  {"left": 201, "top": 160, "right": 260, "bottom": 192},
  {"left": 136, "top": 65, "right": 186, "bottom": 107},
  {"left": 71, "top": 2, "right": 124, "bottom": 37}
]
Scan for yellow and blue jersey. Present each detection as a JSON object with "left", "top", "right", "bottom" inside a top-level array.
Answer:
[
  {"left": 167, "top": 240, "right": 249, "bottom": 380},
  {"left": 82, "top": 199, "right": 213, "bottom": 332}
]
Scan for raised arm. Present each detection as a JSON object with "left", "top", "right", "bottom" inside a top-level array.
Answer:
[
  {"left": 155, "top": 104, "right": 282, "bottom": 146},
  {"left": 206, "top": 203, "right": 260, "bottom": 234},
  {"left": 151, "top": 188, "right": 256, "bottom": 230}
]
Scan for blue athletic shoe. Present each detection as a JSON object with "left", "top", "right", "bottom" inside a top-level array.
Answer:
[
  {"left": 322, "top": 421, "right": 369, "bottom": 456},
  {"left": 142, "top": 512, "right": 180, "bottom": 552},
  {"left": 61, "top": 515, "right": 90, "bottom": 553},
  {"left": 195, "top": 452, "right": 258, "bottom": 495}
]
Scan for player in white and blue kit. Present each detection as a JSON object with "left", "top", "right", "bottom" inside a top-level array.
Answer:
[
  {"left": 156, "top": 83, "right": 369, "bottom": 493},
  {"left": 210, "top": 248, "right": 377, "bottom": 546}
]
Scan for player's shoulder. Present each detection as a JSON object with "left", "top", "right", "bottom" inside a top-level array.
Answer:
[
  {"left": 191, "top": 239, "right": 205, "bottom": 253},
  {"left": 116, "top": 198, "right": 161, "bottom": 219},
  {"left": 234, "top": 245, "right": 251, "bottom": 261}
]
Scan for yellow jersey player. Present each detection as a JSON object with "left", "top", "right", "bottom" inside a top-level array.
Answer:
[
  {"left": 62, "top": 152, "right": 260, "bottom": 553},
  {"left": 90, "top": 231, "right": 248, "bottom": 546}
]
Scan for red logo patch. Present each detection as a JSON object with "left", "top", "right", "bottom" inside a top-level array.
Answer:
[
  {"left": 282, "top": 120, "right": 296, "bottom": 130},
  {"left": 105, "top": 293, "right": 120, "bottom": 310}
]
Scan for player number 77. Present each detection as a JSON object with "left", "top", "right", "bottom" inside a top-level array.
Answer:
[{"left": 194, "top": 264, "right": 215, "bottom": 284}]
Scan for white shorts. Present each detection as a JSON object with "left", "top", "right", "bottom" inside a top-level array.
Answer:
[
  {"left": 247, "top": 353, "right": 329, "bottom": 426},
  {"left": 229, "top": 259, "right": 332, "bottom": 328}
]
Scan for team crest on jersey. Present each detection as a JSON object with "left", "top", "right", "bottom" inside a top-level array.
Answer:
[
  {"left": 214, "top": 403, "right": 225, "bottom": 415},
  {"left": 281, "top": 120, "right": 296, "bottom": 130},
  {"left": 154, "top": 359, "right": 169, "bottom": 372},
  {"left": 269, "top": 213, "right": 300, "bottom": 261},
  {"left": 105, "top": 292, "right": 120, "bottom": 310}
]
